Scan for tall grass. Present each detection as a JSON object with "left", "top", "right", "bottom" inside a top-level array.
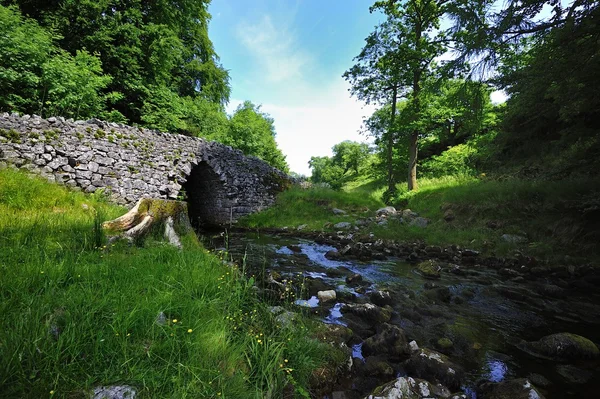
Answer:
[{"left": 0, "top": 169, "right": 341, "bottom": 398}]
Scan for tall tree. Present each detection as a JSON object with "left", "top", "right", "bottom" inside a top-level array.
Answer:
[
  {"left": 343, "top": 16, "right": 408, "bottom": 196},
  {"left": 347, "top": 0, "right": 452, "bottom": 192}
]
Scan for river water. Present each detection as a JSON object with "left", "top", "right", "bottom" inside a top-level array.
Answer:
[{"left": 204, "top": 231, "right": 600, "bottom": 398}]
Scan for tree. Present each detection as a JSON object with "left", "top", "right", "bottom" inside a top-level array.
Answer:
[
  {"left": 2, "top": 0, "right": 230, "bottom": 124},
  {"left": 347, "top": 1, "right": 454, "bottom": 193},
  {"left": 495, "top": 2, "right": 600, "bottom": 159},
  {"left": 223, "top": 101, "right": 289, "bottom": 172},
  {"left": 343, "top": 15, "right": 409, "bottom": 196},
  {"left": 332, "top": 141, "right": 371, "bottom": 175},
  {"left": 0, "top": 5, "right": 114, "bottom": 119}
]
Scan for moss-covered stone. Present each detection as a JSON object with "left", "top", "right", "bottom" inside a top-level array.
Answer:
[
  {"left": 522, "top": 332, "right": 599, "bottom": 361},
  {"left": 417, "top": 260, "right": 442, "bottom": 279},
  {"left": 437, "top": 337, "right": 454, "bottom": 349}
]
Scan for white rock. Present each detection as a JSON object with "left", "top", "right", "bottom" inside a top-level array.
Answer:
[{"left": 318, "top": 290, "right": 337, "bottom": 303}]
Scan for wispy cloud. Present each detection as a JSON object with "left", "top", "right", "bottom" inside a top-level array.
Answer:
[{"left": 236, "top": 15, "right": 313, "bottom": 83}]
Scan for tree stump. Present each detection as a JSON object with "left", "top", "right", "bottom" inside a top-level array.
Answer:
[{"left": 102, "top": 198, "right": 192, "bottom": 248}]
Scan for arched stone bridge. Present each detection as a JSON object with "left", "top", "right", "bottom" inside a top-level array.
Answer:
[{"left": 0, "top": 113, "right": 290, "bottom": 226}]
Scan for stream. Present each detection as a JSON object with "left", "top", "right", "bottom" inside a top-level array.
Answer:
[{"left": 204, "top": 230, "right": 600, "bottom": 398}]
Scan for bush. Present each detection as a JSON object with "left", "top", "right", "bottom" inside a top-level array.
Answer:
[{"left": 420, "top": 143, "right": 478, "bottom": 178}]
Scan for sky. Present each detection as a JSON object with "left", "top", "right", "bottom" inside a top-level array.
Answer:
[{"left": 207, "top": 1, "right": 514, "bottom": 176}]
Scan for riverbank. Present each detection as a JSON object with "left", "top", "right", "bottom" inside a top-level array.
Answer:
[
  {"left": 0, "top": 168, "right": 343, "bottom": 398},
  {"left": 239, "top": 175, "right": 600, "bottom": 264}
]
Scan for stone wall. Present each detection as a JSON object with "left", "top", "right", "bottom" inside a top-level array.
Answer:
[{"left": 0, "top": 113, "right": 290, "bottom": 226}]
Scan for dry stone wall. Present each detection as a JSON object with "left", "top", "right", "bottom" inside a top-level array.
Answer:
[{"left": 0, "top": 112, "right": 290, "bottom": 226}]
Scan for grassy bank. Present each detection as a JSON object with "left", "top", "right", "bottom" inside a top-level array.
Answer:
[
  {"left": 0, "top": 169, "right": 340, "bottom": 398},
  {"left": 241, "top": 174, "right": 600, "bottom": 263}
]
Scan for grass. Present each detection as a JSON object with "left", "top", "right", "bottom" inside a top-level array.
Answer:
[
  {"left": 240, "top": 185, "right": 384, "bottom": 231},
  {"left": 384, "top": 174, "right": 600, "bottom": 260},
  {"left": 242, "top": 173, "right": 600, "bottom": 262},
  {"left": 0, "top": 168, "right": 343, "bottom": 398}
]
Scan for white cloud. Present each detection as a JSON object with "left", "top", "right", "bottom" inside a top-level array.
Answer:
[{"left": 236, "top": 15, "right": 313, "bottom": 83}]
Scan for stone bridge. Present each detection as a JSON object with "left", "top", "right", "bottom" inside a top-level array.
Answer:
[{"left": 0, "top": 113, "right": 290, "bottom": 226}]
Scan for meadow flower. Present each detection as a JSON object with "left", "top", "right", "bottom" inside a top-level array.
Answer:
[
  {"left": 187, "top": 329, "right": 193, "bottom": 333},
  {"left": 172, "top": 319, "right": 178, "bottom": 323}
]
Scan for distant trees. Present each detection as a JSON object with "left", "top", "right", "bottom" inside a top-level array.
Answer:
[
  {"left": 309, "top": 141, "right": 372, "bottom": 189},
  {"left": 221, "top": 101, "right": 288, "bottom": 173}
]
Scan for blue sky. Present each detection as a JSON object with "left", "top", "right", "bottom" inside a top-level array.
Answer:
[{"left": 208, "top": 1, "right": 384, "bottom": 175}]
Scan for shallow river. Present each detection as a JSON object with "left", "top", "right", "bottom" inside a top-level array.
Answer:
[{"left": 205, "top": 231, "right": 600, "bottom": 398}]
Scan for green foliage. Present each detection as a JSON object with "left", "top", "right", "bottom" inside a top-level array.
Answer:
[
  {"left": 420, "top": 143, "right": 478, "bottom": 178},
  {"left": 4, "top": 0, "right": 230, "bottom": 124},
  {"left": 0, "top": 5, "right": 112, "bottom": 119},
  {"left": 222, "top": 101, "right": 289, "bottom": 172},
  {"left": 0, "top": 128, "right": 21, "bottom": 143},
  {"left": 309, "top": 141, "right": 372, "bottom": 190},
  {"left": 495, "top": 2, "right": 600, "bottom": 175}
]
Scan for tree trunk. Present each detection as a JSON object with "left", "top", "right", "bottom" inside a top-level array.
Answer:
[
  {"left": 408, "top": 131, "right": 419, "bottom": 191},
  {"left": 408, "top": 18, "right": 423, "bottom": 192},
  {"left": 387, "top": 85, "right": 398, "bottom": 195},
  {"left": 103, "top": 198, "right": 192, "bottom": 248}
]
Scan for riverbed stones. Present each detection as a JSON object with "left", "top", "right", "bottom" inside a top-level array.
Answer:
[
  {"left": 555, "top": 364, "right": 592, "bottom": 384},
  {"left": 334, "top": 222, "right": 352, "bottom": 230},
  {"left": 417, "top": 260, "right": 442, "bottom": 279},
  {"left": 362, "top": 323, "right": 409, "bottom": 357},
  {"left": 520, "top": 332, "right": 599, "bottom": 361},
  {"left": 369, "top": 290, "right": 393, "bottom": 307},
  {"left": 342, "top": 303, "right": 393, "bottom": 324},
  {"left": 404, "top": 348, "right": 464, "bottom": 391},
  {"left": 346, "top": 273, "right": 364, "bottom": 285},
  {"left": 501, "top": 234, "right": 527, "bottom": 244},
  {"left": 376, "top": 206, "right": 397, "bottom": 216},
  {"left": 477, "top": 378, "right": 545, "bottom": 399},
  {"left": 318, "top": 290, "right": 337, "bottom": 303},
  {"left": 365, "top": 376, "right": 451, "bottom": 399}
]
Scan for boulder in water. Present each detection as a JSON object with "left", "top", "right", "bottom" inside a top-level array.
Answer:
[
  {"left": 369, "top": 290, "right": 393, "bottom": 307},
  {"left": 363, "top": 323, "right": 409, "bottom": 357},
  {"left": 555, "top": 364, "right": 593, "bottom": 384},
  {"left": 364, "top": 376, "right": 451, "bottom": 399},
  {"left": 317, "top": 290, "right": 337, "bottom": 303},
  {"left": 404, "top": 348, "right": 464, "bottom": 391},
  {"left": 342, "top": 303, "right": 392, "bottom": 324},
  {"left": 417, "top": 260, "right": 442, "bottom": 279},
  {"left": 477, "top": 378, "right": 545, "bottom": 399},
  {"left": 520, "top": 332, "right": 599, "bottom": 361}
]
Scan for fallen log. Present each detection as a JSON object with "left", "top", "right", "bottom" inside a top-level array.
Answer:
[{"left": 102, "top": 198, "right": 192, "bottom": 248}]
